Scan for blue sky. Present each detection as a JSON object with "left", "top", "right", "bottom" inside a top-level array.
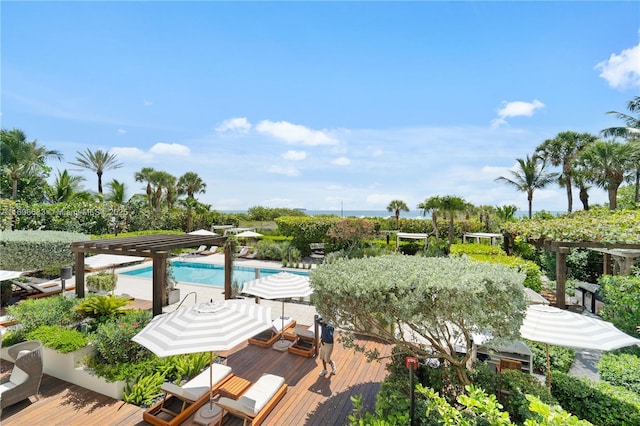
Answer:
[{"left": 2, "top": 1, "right": 639, "bottom": 213}]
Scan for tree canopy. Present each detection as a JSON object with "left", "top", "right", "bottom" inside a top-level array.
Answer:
[{"left": 310, "top": 255, "right": 528, "bottom": 384}]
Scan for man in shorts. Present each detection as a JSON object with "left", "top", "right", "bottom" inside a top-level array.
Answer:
[{"left": 316, "top": 316, "right": 336, "bottom": 376}]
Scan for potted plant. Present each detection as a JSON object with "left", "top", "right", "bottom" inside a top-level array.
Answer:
[
  {"left": 86, "top": 271, "right": 118, "bottom": 293},
  {"left": 166, "top": 262, "right": 180, "bottom": 304}
]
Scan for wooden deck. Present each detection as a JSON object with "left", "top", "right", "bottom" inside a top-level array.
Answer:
[{"left": 1, "top": 333, "right": 392, "bottom": 426}]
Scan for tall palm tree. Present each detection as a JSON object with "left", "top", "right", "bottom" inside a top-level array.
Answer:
[
  {"left": 177, "top": 172, "right": 207, "bottom": 200},
  {"left": 438, "top": 195, "right": 468, "bottom": 245},
  {"left": 417, "top": 196, "right": 442, "bottom": 242},
  {"left": 495, "top": 204, "right": 518, "bottom": 223},
  {"left": 69, "top": 148, "right": 123, "bottom": 194},
  {"left": 1, "top": 128, "right": 63, "bottom": 200},
  {"left": 48, "top": 169, "right": 92, "bottom": 203},
  {"left": 105, "top": 179, "right": 127, "bottom": 204},
  {"left": 571, "top": 167, "right": 592, "bottom": 211},
  {"left": 134, "top": 167, "right": 156, "bottom": 208},
  {"left": 602, "top": 96, "right": 640, "bottom": 203},
  {"left": 386, "top": 199, "right": 409, "bottom": 229},
  {"left": 155, "top": 171, "right": 176, "bottom": 209},
  {"left": 577, "top": 141, "right": 635, "bottom": 210},
  {"left": 535, "top": 131, "right": 597, "bottom": 213},
  {"left": 495, "top": 155, "right": 559, "bottom": 219}
]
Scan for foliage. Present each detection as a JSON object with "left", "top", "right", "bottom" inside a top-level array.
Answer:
[
  {"left": 450, "top": 243, "right": 506, "bottom": 256},
  {"left": 255, "top": 239, "right": 289, "bottom": 261},
  {"left": 247, "top": 206, "right": 306, "bottom": 221},
  {"left": 86, "top": 271, "right": 118, "bottom": 293},
  {"left": 310, "top": 255, "right": 528, "bottom": 385},
  {"left": 464, "top": 254, "right": 542, "bottom": 292},
  {"left": 153, "top": 352, "right": 211, "bottom": 385},
  {"left": 550, "top": 371, "right": 640, "bottom": 426},
  {"left": 122, "top": 371, "right": 165, "bottom": 406},
  {"left": 26, "top": 325, "right": 88, "bottom": 353},
  {"left": 4, "top": 295, "right": 80, "bottom": 342},
  {"left": 73, "top": 295, "right": 132, "bottom": 322},
  {"left": 598, "top": 352, "right": 640, "bottom": 394},
  {"left": 599, "top": 274, "right": 640, "bottom": 337},
  {"left": 275, "top": 215, "right": 339, "bottom": 254},
  {"left": 502, "top": 208, "right": 640, "bottom": 245},
  {"left": 91, "top": 309, "right": 153, "bottom": 365},
  {"left": 1, "top": 280, "right": 13, "bottom": 306},
  {"left": 524, "top": 340, "right": 575, "bottom": 374},
  {"left": 0, "top": 229, "right": 89, "bottom": 270},
  {"left": 326, "top": 218, "right": 376, "bottom": 252}
]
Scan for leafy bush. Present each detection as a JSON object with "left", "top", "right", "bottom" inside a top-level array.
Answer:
[
  {"left": 450, "top": 243, "right": 506, "bottom": 256},
  {"left": 0, "top": 229, "right": 89, "bottom": 271},
  {"left": 255, "top": 239, "right": 289, "bottom": 261},
  {"left": 599, "top": 274, "right": 640, "bottom": 337},
  {"left": 526, "top": 340, "right": 575, "bottom": 374},
  {"left": 153, "top": 352, "right": 211, "bottom": 384},
  {"left": 598, "top": 352, "right": 640, "bottom": 394},
  {"left": 86, "top": 271, "right": 118, "bottom": 293},
  {"left": 91, "top": 310, "right": 152, "bottom": 365},
  {"left": 26, "top": 325, "right": 88, "bottom": 353},
  {"left": 551, "top": 370, "right": 640, "bottom": 425},
  {"left": 4, "top": 295, "right": 80, "bottom": 342},
  {"left": 467, "top": 253, "right": 542, "bottom": 292},
  {"left": 74, "top": 295, "right": 132, "bottom": 323},
  {"left": 123, "top": 371, "right": 165, "bottom": 407},
  {"left": 274, "top": 216, "right": 339, "bottom": 254}
]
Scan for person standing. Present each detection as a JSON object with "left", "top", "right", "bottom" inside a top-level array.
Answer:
[{"left": 316, "top": 316, "right": 336, "bottom": 376}]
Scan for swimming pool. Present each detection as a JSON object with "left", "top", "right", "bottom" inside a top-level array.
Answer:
[{"left": 121, "top": 261, "right": 309, "bottom": 287}]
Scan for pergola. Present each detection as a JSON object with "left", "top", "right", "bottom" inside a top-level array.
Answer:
[{"left": 71, "top": 234, "right": 228, "bottom": 316}]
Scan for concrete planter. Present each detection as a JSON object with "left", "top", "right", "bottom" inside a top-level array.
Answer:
[
  {"left": 2, "top": 344, "right": 127, "bottom": 400},
  {"left": 167, "top": 288, "right": 181, "bottom": 305}
]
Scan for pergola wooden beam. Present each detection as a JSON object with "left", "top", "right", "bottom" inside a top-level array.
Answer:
[{"left": 71, "top": 234, "right": 227, "bottom": 316}]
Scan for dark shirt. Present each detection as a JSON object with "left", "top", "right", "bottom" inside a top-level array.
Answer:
[{"left": 316, "top": 317, "right": 334, "bottom": 344}]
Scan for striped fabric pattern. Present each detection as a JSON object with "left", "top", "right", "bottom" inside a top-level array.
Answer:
[{"left": 241, "top": 272, "right": 312, "bottom": 300}]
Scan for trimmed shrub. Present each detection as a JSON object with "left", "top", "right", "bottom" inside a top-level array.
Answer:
[
  {"left": 598, "top": 352, "right": 640, "bottom": 394},
  {"left": 86, "top": 271, "right": 118, "bottom": 293},
  {"left": 526, "top": 339, "right": 575, "bottom": 374},
  {"left": 27, "top": 325, "right": 88, "bottom": 353},
  {"left": 551, "top": 370, "right": 640, "bottom": 425},
  {"left": 0, "top": 230, "right": 89, "bottom": 271},
  {"left": 599, "top": 274, "right": 640, "bottom": 337},
  {"left": 450, "top": 243, "right": 506, "bottom": 256},
  {"left": 4, "top": 295, "right": 80, "bottom": 343},
  {"left": 467, "top": 253, "right": 542, "bottom": 292}
]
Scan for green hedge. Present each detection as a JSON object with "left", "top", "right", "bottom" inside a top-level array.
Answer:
[
  {"left": 466, "top": 253, "right": 542, "bottom": 292},
  {"left": 599, "top": 274, "right": 640, "bottom": 337},
  {"left": 0, "top": 230, "right": 89, "bottom": 271},
  {"left": 551, "top": 370, "right": 640, "bottom": 425},
  {"left": 274, "top": 216, "right": 339, "bottom": 254},
  {"left": 27, "top": 325, "right": 88, "bottom": 353},
  {"left": 450, "top": 243, "right": 506, "bottom": 256},
  {"left": 598, "top": 352, "right": 640, "bottom": 394}
]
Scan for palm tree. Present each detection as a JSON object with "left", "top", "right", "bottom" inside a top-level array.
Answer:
[
  {"left": 437, "top": 195, "right": 468, "bottom": 245},
  {"left": 69, "top": 148, "right": 123, "bottom": 194},
  {"left": 386, "top": 199, "right": 409, "bottom": 229},
  {"left": 134, "top": 167, "right": 156, "bottom": 208},
  {"left": 495, "top": 205, "right": 518, "bottom": 222},
  {"left": 495, "top": 155, "right": 559, "bottom": 219},
  {"left": 577, "top": 141, "right": 635, "bottom": 210},
  {"left": 571, "top": 167, "right": 592, "bottom": 211},
  {"left": 48, "top": 169, "right": 91, "bottom": 203},
  {"left": 535, "top": 131, "right": 597, "bottom": 212},
  {"left": 177, "top": 172, "right": 207, "bottom": 200},
  {"left": 105, "top": 179, "right": 127, "bottom": 204},
  {"left": 1, "top": 128, "right": 62, "bottom": 200},
  {"left": 417, "top": 196, "right": 442, "bottom": 242}
]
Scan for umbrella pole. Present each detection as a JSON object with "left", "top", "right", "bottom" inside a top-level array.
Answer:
[
  {"left": 281, "top": 299, "right": 285, "bottom": 340},
  {"left": 209, "top": 351, "right": 214, "bottom": 408},
  {"left": 546, "top": 343, "right": 551, "bottom": 391}
]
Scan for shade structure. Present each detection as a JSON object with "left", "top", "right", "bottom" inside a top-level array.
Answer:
[
  {"left": 235, "top": 230, "right": 263, "bottom": 238},
  {"left": 520, "top": 304, "right": 640, "bottom": 389},
  {"left": 0, "top": 270, "right": 23, "bottom": 281},
  {"left": 132, "top": 300, "right": 272, "bottom": 409},
  {"left": 242, "top": 272, "right": 312, "bottom": 348},
  {"left": 188, "top": 229, "right": 218, "bottom": 236}
]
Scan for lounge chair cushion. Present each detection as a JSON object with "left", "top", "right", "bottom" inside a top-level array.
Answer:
[
  {"left": 161, "top": 363, "right": 232, "bottom": 402},
  {"left": 271, "top": 317, "right": 294, "bottom": 333},
  {"left": 219, "top": 374, "right": 285, "bottom": 417}
]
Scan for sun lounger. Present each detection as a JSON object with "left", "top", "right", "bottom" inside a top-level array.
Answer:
[
  {"left": 143, "top": 363, "right": 233, "bottom": 426},
  {"left": 199, "top": 246, "right": 219, "bottom": 256},
  {"left": 10, "top": 280, "right": 37, "bottom": 295},
  {"left": 216, "top": 373, "right": 287, "bottom": 426},
  {"left": 248, "top": 317, "right": 297, "bottom": 348},
  {"left": 26, "top": 281, "right": 76, "bottom": 299},
  {"left": 187, "top": 245, "right": 207, "bottom": 256},
  {"left": 236, "top": 247, "right": 250, "bottom": 258},
  {"left": 288, "top": 325, "right": 317, "bottom": 358}
]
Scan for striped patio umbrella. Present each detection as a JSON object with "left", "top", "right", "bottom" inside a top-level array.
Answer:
[
  {"left": 242, "top": 272, "right": 312, "bottom": 348},
  {"left": 520, "top": 304, "right": 640, "bottom": 389},
  {"left": 132, "top": 300, "right": 272, "bottom": 406},
  {"left": 0, "top": 270, "right": 24, "bottom": 281}
]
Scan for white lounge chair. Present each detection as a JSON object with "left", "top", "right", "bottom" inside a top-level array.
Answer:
[
  {"left": 188, "top": 245, "right": 207, "bottom": 255},
  {"left": 217, "top": 373, "right": 287, "bottom": 426},
  {"left": 199, "top": 246, "right": 219, "bottom": 256}
]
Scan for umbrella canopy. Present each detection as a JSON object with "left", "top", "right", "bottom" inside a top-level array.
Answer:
[
  {"left": 188, "top": 229, "right": 218, "bottom": 236},
  {"left": 0, "top": 270, "right": 23, "bottom": 281},
  {"left": 235, "top": 230, "right": 263, "bottom": 238},
  {"left": 520, "top": 305, "right": 640, "bottom": 351},
  {"left": 242, "top": 272, "right": 312, "bottom": 348}
]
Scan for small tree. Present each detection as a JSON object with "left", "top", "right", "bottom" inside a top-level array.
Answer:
[
  {"left": 326, "top": 218, "right": 375, "bottom": 253},
  {"left": 311, "top": 255, "right": 528, "bottom": 385},
  {"left": 386, "top": 199, "right": 409, "bottom": 230}
]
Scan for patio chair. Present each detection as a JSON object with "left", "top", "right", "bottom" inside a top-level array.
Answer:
[
  {"left": 236, "top": 247, "right": 250, "bottom": 258},
  {"left": 199, "top": 246, "right": 219, "bottom": 256},
  {"left": 26, "top": 281, "right": 76, "bottom": 299},
  {"left": 216, "top": 373, "right": 287, "bottom": 426},
  {"left": 0, "top": 340, "right": 44, "bottom": 410},
  {"left": 248, "top": 317, "right": 297, "bottom": 348},
  {"left": 187, "top": 245, "right": 207, "bottom": 256},
  {"left": 143, "top": 363, "right": 233, "bottom": 426},
  {"left": 288, "top": 325, "right": 317, "bottom": 358},
  {"left": 10, "top": 280, "right": 37, "bottom": 296}
]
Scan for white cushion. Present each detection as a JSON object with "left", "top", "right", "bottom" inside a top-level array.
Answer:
[
  {"left": 238, "top": 374, "right": 285, "bottom": 416},
  {"left": 271, "top": 317, "right": 293, "bottom": 333},
  {"left": 10, "top": 366, "right": 29, "bottom": 385},
  {"left": 163, "top": 363, "right": 232, "bottom": 402},
  {"left": 0, "top": 381, "right": 17, "bottom": 394}
]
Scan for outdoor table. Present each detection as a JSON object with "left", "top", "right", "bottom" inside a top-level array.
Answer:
[{"left": 217, "top": 376, "right": 251, "bottom": 399}]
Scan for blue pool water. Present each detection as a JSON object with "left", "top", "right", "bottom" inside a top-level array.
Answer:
[{"left": 121, "top": 261, "right": 308, "bottom": 287}]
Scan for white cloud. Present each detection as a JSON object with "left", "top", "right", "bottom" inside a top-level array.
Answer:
[
  {"left": 150, "top": 143, "right": 190, "bottom": 156},
  {"left": 111, "top": 146, "right": 147, "bottom": 159},
  {"left": 143, "top": 100, "right": 153, "bottom": 106},
  {"left": 595, "top": 42, "right": 640, "bottom": 89},
  {"left": 366, "top": 193, "right": 404, "bottom": 206},
  {"left": 267, "top": 165, "right": 300, "bottom": 176},
  {"left": 491, "top": 99, "right": 545, "bottom": 128},
  {"left": 371, "top": 148, "right": 384, "bottom": 157},
  {"left": 256, "top": 120, "right": 339, "bottom": 146},
  {"left": 216, "top": 117, "right": 252, "bottom": 134},
  {"left": 117, "top": 128, "right": 127, "bottom": 135},
  {"left": 331, "top": 156, "right": 351, "bottom": 166},
  {"left": 282, "top": 150, "right": 307, "bottom": 161}
]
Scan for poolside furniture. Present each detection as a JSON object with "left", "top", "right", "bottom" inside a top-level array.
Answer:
[
  {"left": 26, "top": 281, "right": 76, "bottom": 299},
  {"left": 248, "top": 317, "right": 297, "bottom": 348},
  {"left": 287, "top": 325, "right": 317, "bottom": 358},
  {"left": 143, "top": 363, "right": 233, "bottom": 426},
  {"left": 199, "top": 246, "right": 219, "bottom": 256},
  {"left": 0, "top": 340, "right": 44, "bottom": 410},
  {"left": 216, "top": 373, "right": 287, "bottom": 426},
  {"left": 187, "top": 245, "right": 208, "bottom": 256},
  {"left": 10, "top": 280, "right": 37, "bottom": 296},
  {"left": 309, "top": 243, "right": 325, "bottom": 261},
  {"left": 239, "top": 251, "right": 257, "bottom": 260},
  {"left": 236, "top": 247, "right": 250, "bottom": 258}
]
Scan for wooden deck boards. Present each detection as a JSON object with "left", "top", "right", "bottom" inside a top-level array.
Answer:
[{"left": 1, "top": 333, "right": 392, "bottom": 426}]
